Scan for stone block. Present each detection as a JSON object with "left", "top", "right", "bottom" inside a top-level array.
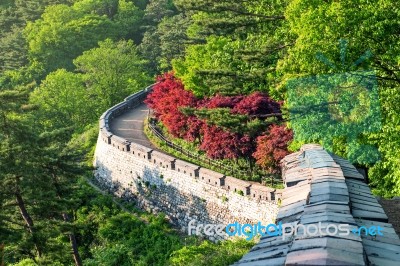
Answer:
[
  {"left": 100, "top": 128, "right": 112, "bottom": 144},
  {"left": 198, "top": 168, "right": 225, "bottom": 186},
  {"left": 224, "top": 176, "right": 251, "bottom": 195},
  {"left": 130, "top": 142, "right": 153, "bottom": 160},
  {"left": 110, "top": 135, "right": 130, "bottom": 152},
  {"left": 174, "top": 159, "right": 200, "bottom": 178},
  {"left": 249, "top": 182, "right": 275, "bottom": 201},
  {"left": 150, "top": 150, "right": 176, "bottom": 169}
]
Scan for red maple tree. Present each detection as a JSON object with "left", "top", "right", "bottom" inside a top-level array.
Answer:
[
  {"left": 232, "top": 92, "right": 281, "bottom": 116},
  {"left": 199, "top": 124, "right": 253, "bottom": 159},
  {"left": 202, "top": 94, "right": 244, "bottom": 109},
  {"left": 145, "top": 72, "right": 198, "bottom": 137},
  {"left": 253, "top": 124, "right": 293, "bottom": 173}
]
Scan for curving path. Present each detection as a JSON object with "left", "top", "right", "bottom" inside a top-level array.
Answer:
[{"left": 109, "top": 103, "right": 156, "bottom": 149}]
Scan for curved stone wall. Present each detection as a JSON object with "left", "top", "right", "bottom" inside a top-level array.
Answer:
[{"left": 93, "top": 85, "right": 281, "bottom": 240}]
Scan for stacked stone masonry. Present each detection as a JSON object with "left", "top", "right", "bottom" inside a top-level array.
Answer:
[
  {"left": 94, "top": 85, "right": 281, "bottom": 240},
  {"left": 234, "top": 144, "right": 400, "bottom": 265}
]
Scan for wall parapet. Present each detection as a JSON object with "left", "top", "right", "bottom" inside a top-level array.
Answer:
[
  {"left": 96, "top": 85, "right": 282, "bottom": 203},
  {"left": 99, "top": 85, "right": 153, "bottom": 144}
]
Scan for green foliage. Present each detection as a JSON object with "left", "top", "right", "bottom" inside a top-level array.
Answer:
[
  {"left": 13, "top": 0, "right": 71, "bottom": 22},
  {"left": 30, "top": 39, "right": 150, "bottom": 132},
  {"left": 286, "top": 69, "right": 381, "bottom": 165},
  {"left": 157, "top": 14, "right": 191, "bottom": 71},
  {"left": 193, "top": 108, "right": 248, "bottom": 132},
  {"left": 279, "top": 0, "right": 400, "bottom": 196},
  {"left": 0, "top": 27, "right": 28, "bottom": 72},
  {"left": 30, "top": 69, "right": 95, "bottom": 129},
  {"left": 174, "top": 36, "right": 256, "bottom": 97},
  {"left": 0, "top": 0, "right": 72, "bottom": 73},
  {"left": 369, "top": 85, "right": 400, "bottom": 196},
  {"left": 74, "top": 38, "right": 151, "bottom": 112},
  {"left": 236, "top": 190, "right": 244, "bottom": 196},
  {"left": 174, "top": 0, "right": 286, "bottom": 38},
  {"left": 172, "top": 0, "right": 288, "bottom": 97},
  {"left": 137, "top": 0, "right": 181, "bottom": 73},
  {"left": 81, "top": 211, "right": 182, "bottom": 265},
  {"left": 0, "top": 83, "right": 92, "bottom": 265},
  {"left": 72, "top": 182, "right": 252, "bottom": 266},
  {"left": 169, "top": 239, "right": 253, "bottom": 266},
  {"left": 173, "top": 33, "right": 287, "bottom": 97},
  {"left": 24, "top": 0, "right": 142, "bottom": 74}
]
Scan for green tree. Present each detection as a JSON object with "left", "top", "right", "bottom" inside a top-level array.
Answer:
[
  {"left": 0, "top": 84, "right": 71, "bottom": 264},
  {"left": 14, "top": 0, "right": 72, "bottom": 22},
  {"left": 173, "top": 36, "right": 242, "bottom": 97},
  {"left": 24, "top": 0, "right": 141, "bottom": 74},
  {"left": 280, "top": 0, "right": 400, "bottom": 196},
  {"left": 0, "top": 82, "right": 93, "bottom": 265},
  {"left": 0, "top": 0, "right": 71, "bottom": 73},
  {"left": 157, "top": 14, "right": 190, "bottom": 71},
  {"left": 30, "top": 69, "right": 95, "bottom": 130},
  {"left": 30, "top": 39, "right": 151, "bottom": 132},
  {"left": 174, "top": 0, "right": 285, "bottom": 39},
  {"left": 137, "top": 0, "right": 178, "bottom": 73},
  {"left": 172, "top": 0, "right": 289, "bottom": 97},
  {"left": 0, "top": 27, "right": 28, "bottom": 72},
  {"left": 74, "top": 39, "right": 151, "bottom": 113}
]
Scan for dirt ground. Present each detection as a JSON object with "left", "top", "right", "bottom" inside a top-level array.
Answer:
[{"left": 379, "top": 198, "right": 400, "bottom": 237}]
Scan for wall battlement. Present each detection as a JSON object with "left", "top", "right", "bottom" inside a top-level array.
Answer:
[
  {"left": 97, "top": 85, "right": 283, "bottom": 203},
  {"left": 94, "top": 85, "right": 280, "bottom": 240}
]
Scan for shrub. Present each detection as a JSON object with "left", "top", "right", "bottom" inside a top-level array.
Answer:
[{"left": 253, "top": 125, "right": 293, "bottom": 173}]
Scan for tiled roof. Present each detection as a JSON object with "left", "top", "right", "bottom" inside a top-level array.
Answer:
[{"left": 234, "top": 144, "right": 400, "bottom": 266}]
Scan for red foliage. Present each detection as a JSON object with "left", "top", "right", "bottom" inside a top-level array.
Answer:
[
  {"left": 202, "top": 94, "right": 244, "bottom": 109},
  {"left": 145, "top": 72, "right": 198, "bottom": 137},
  {"left": 199, "top": 125, "right": 253, "bottom": 159},
  {"left": 146, "top": 73, "right": 288, "bottom": 165},
  {"left": 162, "top": 110, "right": 190, "bottom": 138},
  {"left": 145, "top": 72, "right": 197, "bottom": 116},
  {"left": 253, "top": 125, "right": 293, "bottom": 173},
  {"left": 200, "top": 92, "right": 281, "bottom": 116},
  {"left": 185, "top": 116, "right": 204, "bottom": 142},
  {"left": 232, "top": 92, "right": 281, "bottom": 116}
]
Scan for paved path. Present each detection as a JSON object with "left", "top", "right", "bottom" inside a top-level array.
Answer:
[{"left": 109, "top": 103, "right": 156, "bottom": 148}]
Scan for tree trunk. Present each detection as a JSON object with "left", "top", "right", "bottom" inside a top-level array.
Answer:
[
  {"left": 51, "top": 173, "right": 82, "bottom": 266},
  {"left": 62, "top": 213, "right": 83, "bottom": 266},
  {"left": 15, "top": 193, "right": 34, "bottom": 233},
  {"left": 1, "top": 243, "right": 5, "bottom": 266},
  {"left": 15, "top": 176, "right": 42, "bottom": 257}
]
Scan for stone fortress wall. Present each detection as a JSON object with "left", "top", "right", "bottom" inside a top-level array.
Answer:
[{"left": 94, "top": 85, "right": 281, "bottom": 240}]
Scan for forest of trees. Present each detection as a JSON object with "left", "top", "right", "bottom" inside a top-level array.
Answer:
[{"left": 1, "top": 0, "right": 399, "bottom": 265}]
